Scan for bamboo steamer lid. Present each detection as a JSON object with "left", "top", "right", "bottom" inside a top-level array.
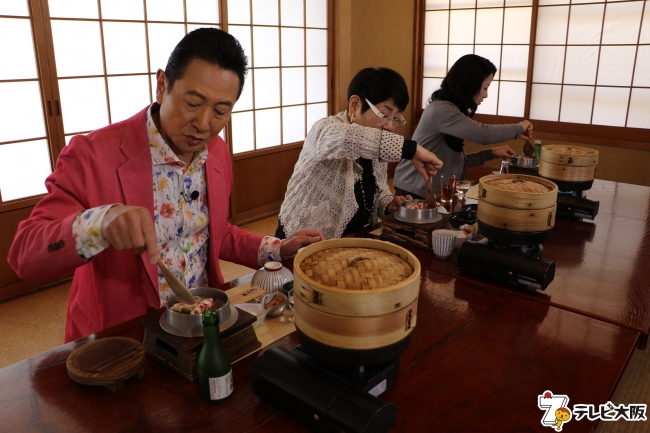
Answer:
[
  {"left": 294, "top": 293, "right": 417, "bottom": 350},
  {"left": 293, "top": 238, "right": 420, "bottom": 317},
  {"left": 541, "top": 144, "right": 599, "bottom": 166},
  {"left": 539, "top": 160, "right": 597, "bottom": 182},
  {"left": 478, "top": 174, "right": 558, "bottom": 209},
  {"left": 478, "top": 201, "right": 556, "bottom": 232}
]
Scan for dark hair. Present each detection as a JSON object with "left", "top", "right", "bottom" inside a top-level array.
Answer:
[
  {"left": 165, "top": 28, "right": 248, "bottom": 99},
  {"left": 430, "top": 54, "right": 497, "bottom": 116},
  {"left": 347, "top": 67, "right": 409, "bottom": 112}
]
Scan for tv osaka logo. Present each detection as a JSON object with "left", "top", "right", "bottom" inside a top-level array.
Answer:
[{"left": 538, "top": 390, "right": 647, "bottom": 431}]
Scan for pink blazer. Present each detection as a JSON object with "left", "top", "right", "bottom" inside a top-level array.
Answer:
[{"left": 8, "top": 107, "right": 263, "bottom": 342}]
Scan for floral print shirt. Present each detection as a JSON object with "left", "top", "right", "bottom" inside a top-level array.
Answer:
[
  {"left": 147, "top": 107, "right": 210, "bottom": 304},
  {"left": 72, "top": 104, "right": 283, "bottom": 307}
]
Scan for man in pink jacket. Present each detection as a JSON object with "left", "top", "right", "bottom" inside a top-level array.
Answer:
[{"left": 8, "top": 28, "right": 322, "bottom": 342}]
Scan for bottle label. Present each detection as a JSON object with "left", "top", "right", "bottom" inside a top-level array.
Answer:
[{"left": 208, "top": 369, "right": 233, "bottom": 400}]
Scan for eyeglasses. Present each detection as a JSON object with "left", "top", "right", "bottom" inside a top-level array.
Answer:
[{"left": 365, "top": 99, "right": 406, "bottom": 126}]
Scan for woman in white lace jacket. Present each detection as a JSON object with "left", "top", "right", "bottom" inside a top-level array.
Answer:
[{"left": 276, "top": 68, "right": 443, "bottom": 240}]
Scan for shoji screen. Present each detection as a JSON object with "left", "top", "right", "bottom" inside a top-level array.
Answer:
[
  {"left": 228, "top": 0, "right": 329, "bottom": 154},
  {"left": 47, "top": 0, "right": 221, "bottom": 145},
  {"left": 0, "top": 1, "right": 53, "bottom": 202},
  {"left": 421, "top": 0, "right": 533, "bottom": 116},
  {"left": 530, "top": 0, "right": 649, "bottom": 129}
]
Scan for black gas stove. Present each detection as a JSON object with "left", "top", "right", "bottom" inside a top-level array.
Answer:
[
  {"left": 544, "top": 177, "right": 599, "bottom": 221},
  {"left": 457, "top": 222, "right": 556, "bottom": 291},
  {"left": 251, "top": 345, "right": 399, "bottom": 433},
  {"left": 556, "top": 190, "right": 599, "bottom": 220}
]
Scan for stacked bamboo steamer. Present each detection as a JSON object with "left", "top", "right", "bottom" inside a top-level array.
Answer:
[
  {"left": 539, "top": 144, "right": 599, "bottom": 184},
  {"left": 477, "top": 174, "right": 558, "bottom": 235},
  {"left": 292, "top": 238, "right": 420, "bottom": 365}
]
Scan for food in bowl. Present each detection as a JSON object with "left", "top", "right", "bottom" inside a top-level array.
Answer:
[
  {"left": 461, "top": 224, "right": 475, "bottom": 236},
  {"left": 403, "top": 201, "right": 434, "bottom": 210},
  {"left": 300, "top": 247, "right": 413, "bottom": 290},
  {"left": 169, "top": 296, "right": 220, "bottom": 315},
  {"left": 264, "top": 297, "right": 284, "bottom": 309}
]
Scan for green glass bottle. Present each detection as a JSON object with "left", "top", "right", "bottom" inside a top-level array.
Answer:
[
  {"left": 198, "top": 310, "right": 233, "bottom": 403},
  {"left": 534, "top": 140, "right": 542, "bottom": 159}
]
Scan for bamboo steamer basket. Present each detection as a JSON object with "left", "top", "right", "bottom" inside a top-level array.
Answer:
[
  {"left": 292, "top": 238, "right": 420, "bottom": 353},
  {"left": 539, "top": 144, "right": 599, "bottom": 183},
  {"left": 294, "top": 294, "right": 417, "bottom": 350},
  {"left": 293, "top": 238, "right": 420, "bottom": 316},
  {"left": 477, "top": 174, "right": 558, "bottom": 233}
]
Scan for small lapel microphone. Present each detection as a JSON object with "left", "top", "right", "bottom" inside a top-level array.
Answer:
[{"left": 183, "top": 191, "right": 199, "bottom": 202}]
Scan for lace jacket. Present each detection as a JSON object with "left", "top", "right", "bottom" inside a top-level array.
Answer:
[{"left": 278, "top": 111, "right": 407, "bottom": 240}]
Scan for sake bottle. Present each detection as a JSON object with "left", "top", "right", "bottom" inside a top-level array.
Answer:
[{"left": 198, "top": 310, "right": 233, "bottom": 403}]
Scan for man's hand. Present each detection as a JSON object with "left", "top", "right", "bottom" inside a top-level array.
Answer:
[
  {"left": 101, "top": 205, "right": 159, "bottom": 264},
  {"left": 387, "top": 195, "right": 412, "bottom": 214},
  {"left": 411, "top": 144, "right": 443, "bottom": 181},
  {"left": 280, "top": 229, "right": 324, "bottom": 259},
  {"left": 492, "top": 145, "right": 515, "bottom": 159}
]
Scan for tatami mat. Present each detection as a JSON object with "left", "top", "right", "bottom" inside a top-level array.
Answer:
[
  {"left": 595, "top": 345, "right": 650, "bottom": 432},
  {"left": 0, "top": 282, "right": 70, "bottom": 368}
]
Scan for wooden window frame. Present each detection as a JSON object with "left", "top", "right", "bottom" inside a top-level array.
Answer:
[
  {"left": 0, "top": 0, "right": 335, "bottom": 212},
  {"left": 222, "top": 0, "right": 335, "bottom": 161},
  {"left": 412, "top": 0, "right": 650, "bottom": 151}
]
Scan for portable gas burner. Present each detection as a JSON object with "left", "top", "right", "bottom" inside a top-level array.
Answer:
[
  {"left": 252, "top": 344, "right": 399, "bottom": 433},
  {"left": 550, "top": 178, "right": 600, "bottom": 220},
  {"left": 457, "top": 221, "right": 556, "bottom": 291}
]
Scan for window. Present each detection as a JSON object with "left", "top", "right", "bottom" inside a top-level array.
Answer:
[
  {"left": 0, "top": 1, "right": 53, "bottom": 203},
  {"left": 227, "top": 0, "right": 329, "bottom": 154},
  {"left": 0, "top": 0, "right": 330, "bottom": 207},
  {"left": 415, "top": 0, "right": 650, "bottom": 147},
  {"left": 47, "top": 0, "right": 221, "bottom": 144}
]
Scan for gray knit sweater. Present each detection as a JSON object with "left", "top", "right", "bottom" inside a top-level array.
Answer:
[{"left": 394, "top": 100, "right": 524, "bottom": 199}]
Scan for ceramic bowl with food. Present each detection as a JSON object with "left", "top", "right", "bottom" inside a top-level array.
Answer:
[
  {"left": 166, "top": 287, "right": 234, "bottom": 334},
  {"left": 396, "top": 199, "right": 439, "bottom": 223},
  {"left": 264, "top": 291, "right": 288, "bottom": 317}
]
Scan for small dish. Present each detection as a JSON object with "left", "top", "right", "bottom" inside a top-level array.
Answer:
[
  {"left": 460, "top": 204, "right": 477, "bottom": 213},
  {"left": 235, "top": 303, "right": 267, "bottom": 322},
  {"left": 264, "top": 291, "right": 288, "bottom": 317},
  {"left": 454, "top": 224, "right": 476, "bottom": 248},
  {"left": 234, "top": 291, "right": 288, "bottom": 321},
  {"left": 450, "top": 210, "right": 477, "bottom": 228}
]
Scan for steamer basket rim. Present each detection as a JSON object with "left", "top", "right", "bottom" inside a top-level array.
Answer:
[
  {"left": 479, "top": 173, "right": 559, "bottom": 194},
  {"left": 293, "top": 238, "right": 421, "bottom": 294}
]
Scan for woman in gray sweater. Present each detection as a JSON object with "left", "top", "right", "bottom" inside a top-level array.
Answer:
[{"left": 394, "top": 54, "right": 533, "bottom": 200}]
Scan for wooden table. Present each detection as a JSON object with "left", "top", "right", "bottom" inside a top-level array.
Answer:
[
  {"left": 0, "top": 270, "right": 638, "bottom": 432},
  {"left": 373, "top": 167, "right": 650, "bottom": 344}
]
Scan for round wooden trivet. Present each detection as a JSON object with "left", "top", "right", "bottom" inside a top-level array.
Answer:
[{"left": 67, "top": 337, "right": 145, "bottom": 391}]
